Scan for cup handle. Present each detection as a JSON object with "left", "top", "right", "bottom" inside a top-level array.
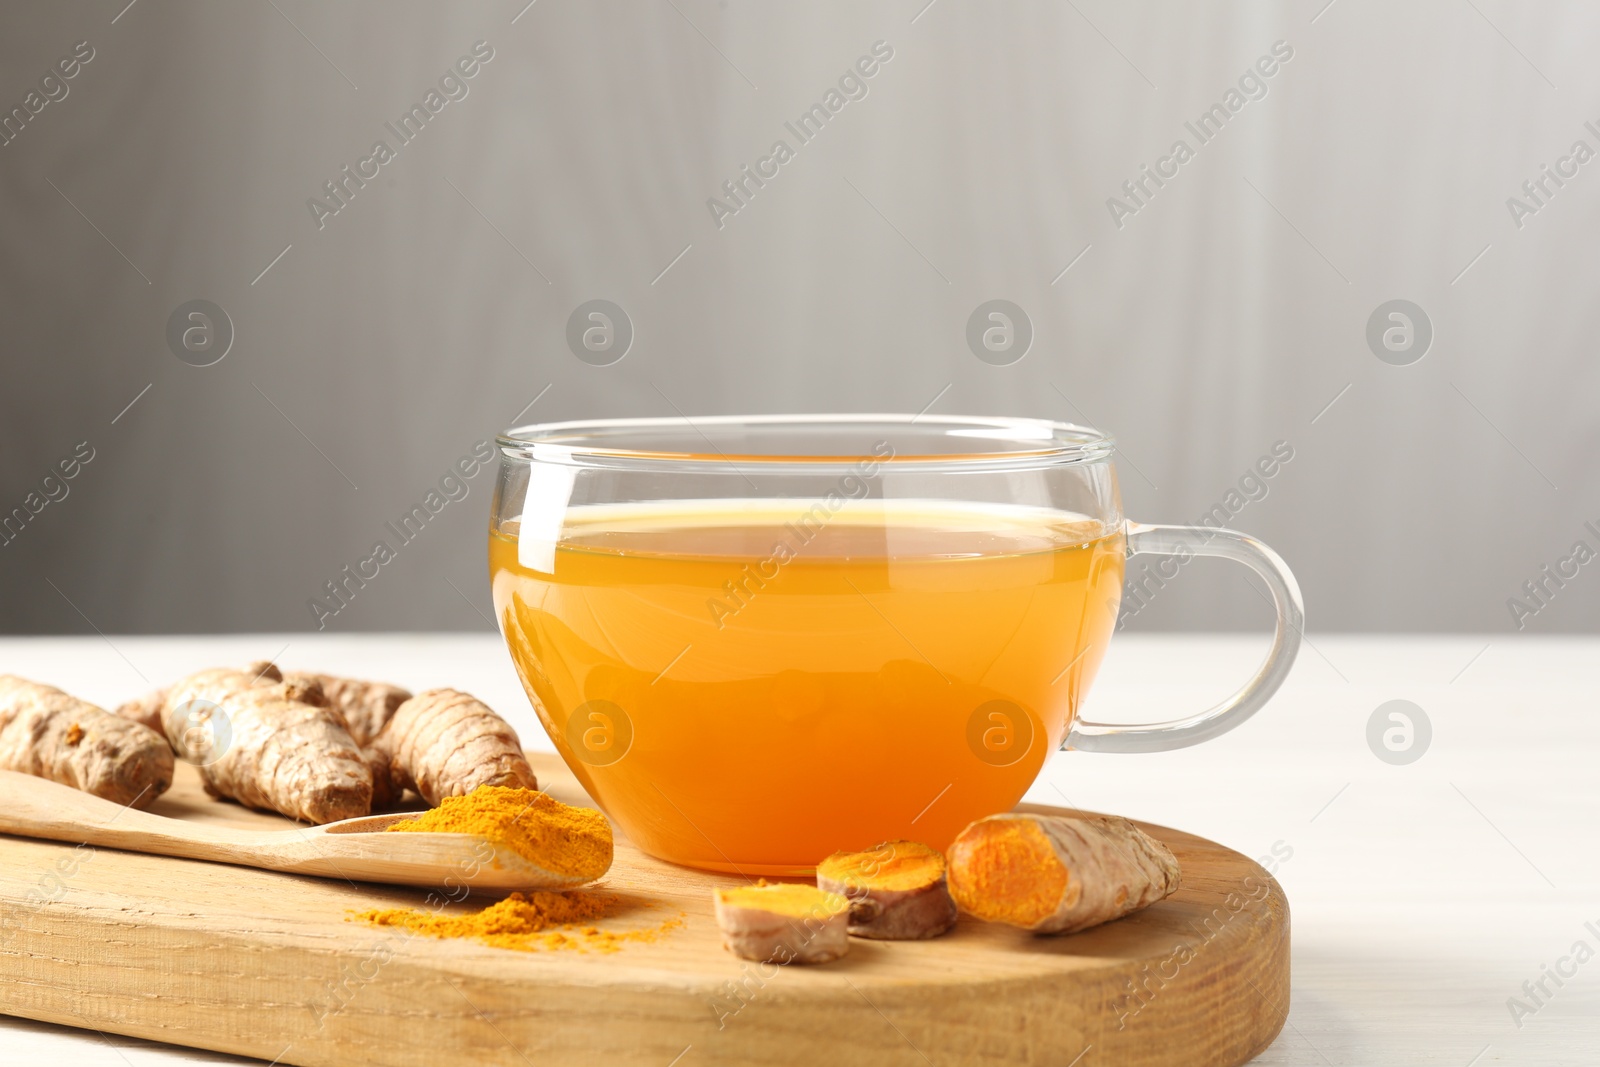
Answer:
[{"left": 1064, "top": 521, "right": 1304, "bottom": 754}]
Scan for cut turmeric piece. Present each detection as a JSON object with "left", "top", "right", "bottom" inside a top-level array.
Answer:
[
  {"left": 0, "top": 676, "right": 173, "bottom": 808},
  {"left": 816, "top": 840, "right": 957, "bottom": 940},
  {"left": 713, "top": 882, "right": 851, "bottom": 964},
  {"left": 947, "top": 813, "right": 1180, "bottom": 935},
  {"left": 386, "top": 785, "right": 612, "bottom": 882}
]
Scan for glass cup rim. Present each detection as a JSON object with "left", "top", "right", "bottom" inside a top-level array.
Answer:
[{"left": 496, "top": 413, "right": 1115, "bottom": 473}]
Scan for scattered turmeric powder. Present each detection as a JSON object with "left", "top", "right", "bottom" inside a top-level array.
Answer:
[
  {"left": 386, "top": 785, "right": 613, "bottom": 883},
  {"left": 946, "top": 812, "right": 1180, "bottom": 935},
  {"left": 352, "top": 891, "right": 682, "bottom": 953}
]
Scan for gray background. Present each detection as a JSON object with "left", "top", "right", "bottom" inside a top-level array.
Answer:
[{"left": 1, "top": 0, "right": 1595, "bottom": 635}]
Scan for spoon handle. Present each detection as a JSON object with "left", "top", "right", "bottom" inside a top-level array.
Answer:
[
  {"left": 0, "top": 769, "right": 563, "bottom": 891},
  {"left": 0, "top": 769, "right": 263, "bottom": 860}
]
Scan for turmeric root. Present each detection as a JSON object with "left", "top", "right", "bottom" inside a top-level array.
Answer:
[
  {"left": 713, "top": 883, "right": 850, "bottom": 964},
  {"left": 0, "top": 676, "right": 173, "bottom": 808},
  {"left": 121, "top": 662, "right": 300, "bottom": 732},
  {"left": 946, "top": 813, "right": 1180, "bottom": 935},
  {"left": 363, "top": 741, "right": 400, "bottom": 809},
  {"left": 162, "top": 663, "right": 372, "bottom": 824},
  {"left": 115, "top": 687, "right": 167, "bottom": 734},
  {"left": 370, "top": 689, "right": 536, "bottom": 806},
  {"left": 278, "top": 670, "right": 411, "bottom": 807},
  {"left": 117, "top": 663, "right": 284, "bottom": 735},
  {"left": 283, "top": 671, "right": 410, "bottom": 747},
  {"left": 816, "top": 840, "right": 958, "bottom": 940}
]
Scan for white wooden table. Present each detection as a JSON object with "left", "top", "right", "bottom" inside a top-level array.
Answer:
[{"left": 1, "top": 633, "right": 1595, "bottom": 1066}]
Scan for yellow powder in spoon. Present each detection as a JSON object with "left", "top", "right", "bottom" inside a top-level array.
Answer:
[{"left": 384, "top": 785, "right": 612, "bottom": 881}]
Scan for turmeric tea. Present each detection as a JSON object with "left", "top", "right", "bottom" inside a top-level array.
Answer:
[
  {"left": 490, "top": 504, "right": 1124, "bottom": 873},
  {"left": 385, "top": 785, "right": 613, "bottom": 882}
]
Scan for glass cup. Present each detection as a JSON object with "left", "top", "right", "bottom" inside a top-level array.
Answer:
[{"left": 490, "top": 415, "right": 1302, "bottom": 874}]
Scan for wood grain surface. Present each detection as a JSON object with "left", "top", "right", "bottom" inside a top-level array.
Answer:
[{"left": 0, "top": 753, "right": 1288, "bottom": 1067}]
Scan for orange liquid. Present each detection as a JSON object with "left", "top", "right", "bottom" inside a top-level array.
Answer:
[{"left": 490, "top": 500, "right": 1124, "bottom": 874}]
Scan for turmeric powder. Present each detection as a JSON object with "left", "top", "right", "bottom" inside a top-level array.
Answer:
[
  {"left": 946, "top": 812, "right": 1180, "bottom": 935},
  {"left": 352, "top": 891, "right": 682, "bottom": 953},
  {"left": 385, "top": 785, "right": 613, "bottom": 883}
]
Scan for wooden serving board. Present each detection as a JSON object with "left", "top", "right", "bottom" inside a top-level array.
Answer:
[{"left": 0, "top": 754, "right": 1288, "bottom": 1066}]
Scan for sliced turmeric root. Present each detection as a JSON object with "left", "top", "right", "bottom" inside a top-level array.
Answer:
[
  {"left": 816, "top": 840, "right": 957, "bottom": 940},
  {"left": 946, "top": 813, "right": 1180, "bottom": 934},
  {"left": 713, "top": 883, "right": 851, "bottom": 964}
]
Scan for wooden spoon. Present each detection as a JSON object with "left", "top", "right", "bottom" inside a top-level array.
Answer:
[{"left": 0, "top": 769, "right": 599, "bottom": 891}]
